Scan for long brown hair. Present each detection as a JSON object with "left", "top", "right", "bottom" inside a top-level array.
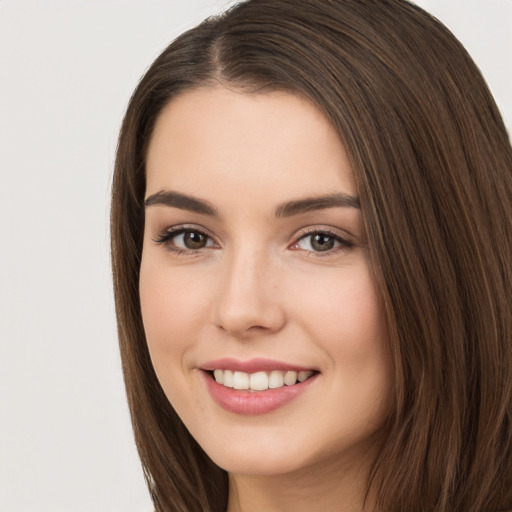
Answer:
[{"left": 111, "top": 1, "right": 512, "bottom": 510}]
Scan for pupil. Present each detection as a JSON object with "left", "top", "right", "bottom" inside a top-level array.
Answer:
[
  {"left": 184, "top": 231, "right": 206, "bottom": 249},
  {"left": 312, "top": 234, "right": 334, "bottom": 251}
]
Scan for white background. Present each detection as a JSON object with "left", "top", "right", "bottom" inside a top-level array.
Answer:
[{"left": 0, "top": 1, "right": 510, "bottom": 511}]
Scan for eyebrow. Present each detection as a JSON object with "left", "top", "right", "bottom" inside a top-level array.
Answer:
[
  {"left": 274, "top": 193, "right": 360, "bottom": 217},
  {"left": 144, "top": 190, "right": 360, "bottom": 217},
  {"left": 144, "top": 190, "right": 218, "bottom": 216}
]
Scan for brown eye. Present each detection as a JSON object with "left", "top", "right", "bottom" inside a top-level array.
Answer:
[
  {"left": 293, "top": 230, "right": 353, "bottom": 254},
  {"left": 154, "top": 228, "right": 215, "bottom": 252},
  {"left": 183, "top": 231, "right": 208, "bottom": 249},
  {"left": 310, "top": 234, "right": 335, "bottom": 252}
]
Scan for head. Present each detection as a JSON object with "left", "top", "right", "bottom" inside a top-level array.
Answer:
[{"left": 111, "top": 1, "right": 512, "bottom": 511}]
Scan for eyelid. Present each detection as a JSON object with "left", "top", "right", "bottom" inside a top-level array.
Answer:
[
  {"left": 152, "top": 224, "right": 219, "bottom": 252},
  {"left": 151, "top": 223, "right": 356, "bottom": 256},
  {"left": 289, "top": 226, "right": 355, "bottom": 254},
  {"left": 292, "top": 225, "right": 354, "bottom": 241}
]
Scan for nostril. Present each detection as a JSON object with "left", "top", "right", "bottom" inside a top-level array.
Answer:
[{"left": 247, "top": 325, "right": 268, "bottom": 332}]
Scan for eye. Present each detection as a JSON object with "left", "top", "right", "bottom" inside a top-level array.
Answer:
[
  {"left": 153, "top": 227, "right": 216, "bottom": 253},
  {"left": 176, "top": 230, "right": 211, "bottom": 249},
  {"left": 291, "top": 230, "right": 354, "bottom": 254}
]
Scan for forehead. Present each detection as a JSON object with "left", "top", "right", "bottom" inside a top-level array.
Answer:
[{"left": 145, "top": 87, "right": 357, "bottom": 205}]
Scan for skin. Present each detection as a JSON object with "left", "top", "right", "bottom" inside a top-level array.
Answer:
[{"left": 140, "top": 86, "right": 392, "bottom": 512}]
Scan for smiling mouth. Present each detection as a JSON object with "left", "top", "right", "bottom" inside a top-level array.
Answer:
[{"left": 209, "top": 369, "right": 316, "bottom": 392}]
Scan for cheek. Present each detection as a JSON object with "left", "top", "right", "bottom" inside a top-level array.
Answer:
[
  {"left": 290, "top": 263, "right": 384, "bottom": 351},
  {"left": 139, "top": 254, "right": 211, "bottom": 371},
  {"left": 290, "top": 263, "right": 392, "bottom": 410}
]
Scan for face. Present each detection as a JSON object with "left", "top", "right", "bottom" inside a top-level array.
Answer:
[{"left": 140, "top": 87, "right": 392, "bottom": 478}]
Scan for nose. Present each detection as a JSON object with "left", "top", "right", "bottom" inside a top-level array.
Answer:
[{"left": 211, "top": 249, "right": 287, "bottom": 338}]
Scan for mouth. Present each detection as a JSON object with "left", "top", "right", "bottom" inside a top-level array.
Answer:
[
  {"left": 199, "top": 359, "right": 320, "bottom": 415},
  {"left": 209, "top": 369, "right": 317, "bottom": 392}
]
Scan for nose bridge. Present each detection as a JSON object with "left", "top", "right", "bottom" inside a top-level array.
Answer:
[{"left": 212, "top": 241, "right": 285, "bottom": 336}]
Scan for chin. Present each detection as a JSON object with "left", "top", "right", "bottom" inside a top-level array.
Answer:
[
  {"left": 196, "top": 423, "right": 381, "bottom": 479},
  {"left": 216, "top": 449, "right": 306, "bottom": 476}
]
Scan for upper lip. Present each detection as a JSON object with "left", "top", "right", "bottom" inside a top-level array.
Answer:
[{"left": 200, "top": 357, "right": 316, "bottom": 373}]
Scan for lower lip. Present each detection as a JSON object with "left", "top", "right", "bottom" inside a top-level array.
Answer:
[{"left": 202, "top": 371, "right": 318, "bottom": 415}]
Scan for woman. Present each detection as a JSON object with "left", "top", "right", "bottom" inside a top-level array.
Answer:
[{"left": 111, "top": 0, "right": 512, "bottom": 510}]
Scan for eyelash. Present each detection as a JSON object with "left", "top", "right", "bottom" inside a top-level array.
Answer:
[
  {"left": 153, "top": 226, "right": 354, "bottom": 257},
  {"left": 291, "top": 227, "right": 354, "bottom": 257},
  {"left": 152, "top": 226, "right": 217, "bottom": 255}
]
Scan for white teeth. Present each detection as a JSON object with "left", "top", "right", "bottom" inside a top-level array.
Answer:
[
  {"left": 284, "top": 371, "right": 297, "bottom": 386},
  {"left": 233, "top": 371, "right": 249, "bottom": 390},
  {"left": 223, "top": 369, "right": 234, "bottom": 388},
  {"left": 212, "top": 369, "right": 315, "bottom": 391},
  {"left": 298, "top": 370, "right": 314, "bottom": 382},
  {"left": 213, "top": 369, "right": 223, "bottom": 384},
  {"left": 249, "top": 371, "right": 268, "bottom": 391},
  {"left": 268, "top": 370, "right": 284, "bottom": 389}
]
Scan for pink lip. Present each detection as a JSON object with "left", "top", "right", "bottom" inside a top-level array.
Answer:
[
  {"left": 200, "top": 357, "right": 314, "bottom": 373},
  {"left": 200, "top": 363, "right": 319, "bottom": 416}
]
